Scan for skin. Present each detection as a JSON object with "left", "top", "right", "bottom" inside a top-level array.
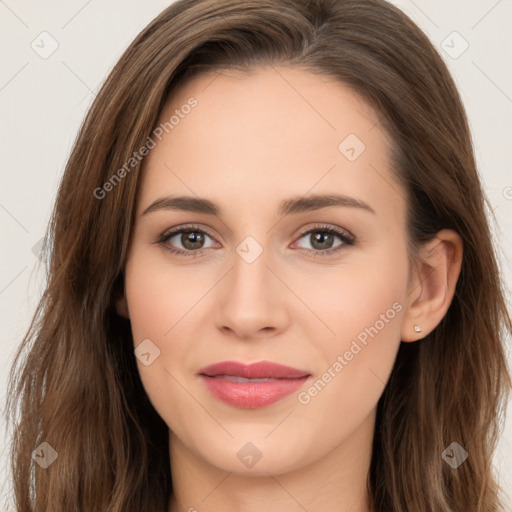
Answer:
[{"left": 116, "top": 66, "right": 463, "bottom": 512}]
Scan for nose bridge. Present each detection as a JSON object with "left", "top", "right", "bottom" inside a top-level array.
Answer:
[
  {"left": 215, "top": 234, "right": 288, "bottom": 336},
  {"left": 230, "top": 235, "right": 275, "bottom": 305}
]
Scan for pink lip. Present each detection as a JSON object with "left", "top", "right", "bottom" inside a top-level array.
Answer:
[{"left": 198, "top": 361, "right": 311, "bottom": 409}]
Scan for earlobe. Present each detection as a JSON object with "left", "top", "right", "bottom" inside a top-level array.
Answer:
[{"left": 401, "top": 229, "right": 463, "bottom": 342}]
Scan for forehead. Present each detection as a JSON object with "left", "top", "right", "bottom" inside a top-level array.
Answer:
[
  {"left": 138, "top": 65, "right": 405, "bottom": 223},
  {"left": 165, "top": 65, "right": 384, "bottom": 146}
]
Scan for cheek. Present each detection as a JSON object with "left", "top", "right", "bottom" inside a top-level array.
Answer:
[
  {"left": 124, "top": 248, "right": 208, "bottom": 343},
  {"left": 291, "top": 246, "right": 408, "bottom": 447},
  {"left": 123, "top": 248, "right": 218, "bottom": 389},
  {"left": 123, "top": 251, "right": 203, "bottom": 436},
  {"left": 292, "top": 237, "right": 408, "bottom": 354}
]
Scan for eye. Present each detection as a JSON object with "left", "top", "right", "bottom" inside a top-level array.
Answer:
[
  {"left": 292, "top": 225, "right": 355, "bottom": 255},
  {"left": 157, "top": 224, "right": 218, "bottom": 257},
  {"left": 156, "top": 223, "right": 356, "bottom": 258}
]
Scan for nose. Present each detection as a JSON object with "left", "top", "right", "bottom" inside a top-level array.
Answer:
[{"left": 215, "top": 244, "right": 290, "bottom": 340}]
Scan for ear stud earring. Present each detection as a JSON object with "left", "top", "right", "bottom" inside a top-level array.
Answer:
[{"left": 414, "top": 325, "right": 422, "bottom": 333}]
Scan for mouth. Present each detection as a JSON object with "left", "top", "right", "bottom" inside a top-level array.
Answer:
[{"left": 197, "top": 360, "right": 312, "bottom": 409}]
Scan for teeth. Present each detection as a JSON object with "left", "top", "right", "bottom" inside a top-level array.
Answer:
[{"left": 213, "top": 375, "right": 274, "bottom": 383}]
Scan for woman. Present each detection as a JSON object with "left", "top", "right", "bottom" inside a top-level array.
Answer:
[{"left": 6, "top": 0, "right": 511, "bottom": 510}]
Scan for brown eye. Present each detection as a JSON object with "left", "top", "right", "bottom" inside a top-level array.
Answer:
[
  {"left": 295, "top": 226, "right": 355, "bottom": 255},
  {"left": 308, "top": 231, "right": 336, "bottom": 251},
  {"left": 157, "top": 223, "right": 355, "bottom": 258},
  {"left": 158, "top": 226, "right": 217, "bottom": 256},
  {"left": 179, "top": 230, "right": 206, "bottom": 250}
]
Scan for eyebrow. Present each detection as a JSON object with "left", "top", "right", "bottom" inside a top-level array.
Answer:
[{"left": 141, "top": 193, "right": 376, "bottom": 217}]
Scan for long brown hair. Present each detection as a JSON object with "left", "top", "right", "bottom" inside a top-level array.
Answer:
[{"left": 5, "top": 0, "right": 511, "bottom": 510}]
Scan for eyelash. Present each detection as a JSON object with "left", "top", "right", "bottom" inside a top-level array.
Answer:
[{"left": 156, "top": 223, "right": 356, "bottom": 258}]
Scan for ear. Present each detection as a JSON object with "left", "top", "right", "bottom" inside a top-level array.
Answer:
[{"left": 401, "top": 229, "right": 463, "bottom": 342}]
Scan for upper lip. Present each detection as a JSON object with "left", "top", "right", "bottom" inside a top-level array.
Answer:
[{"left": 198, "top": 360, "right": 310, "bottom": 379}]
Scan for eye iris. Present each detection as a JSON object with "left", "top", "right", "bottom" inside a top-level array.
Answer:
[
  {"left": 311, "top": 231, "right": 334, "bottom": 250},
  {"left": 182, "top": 231, "right": 204, "bottom": 250},
  {"left": 172, "top": 229, "right": 340, "bottom": 252}
]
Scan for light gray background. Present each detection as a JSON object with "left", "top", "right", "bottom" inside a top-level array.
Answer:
[{"left": 1, "top": 1, "right": 511, "bottom": 510}]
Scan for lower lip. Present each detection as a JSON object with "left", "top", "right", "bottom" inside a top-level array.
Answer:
[{"left": 199, "top": 375, "right": 311, "bottom": 409}]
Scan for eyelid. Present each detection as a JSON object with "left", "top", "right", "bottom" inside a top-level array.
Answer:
[
  {"left": 294, "top": 224, "right": 355, "bottom": 244},
  {"left": 156, "top": 222, "right": 356, "bottom": 257},
  {"left": 156, "top": 223, "right": 219, "bottom": 251}
]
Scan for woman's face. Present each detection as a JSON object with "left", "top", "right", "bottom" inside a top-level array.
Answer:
[{"left": 120, "top": 66, "right": 414, "bottom": 476}]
